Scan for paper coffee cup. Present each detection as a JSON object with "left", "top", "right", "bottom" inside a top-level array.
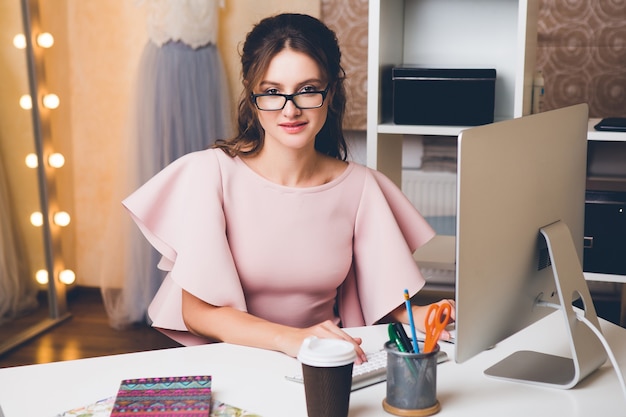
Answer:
[
  {"left": 297, "top": 336, "right": 357, "bottom": 367},
  {"left": 298, "top": 337, "right": 356, "bottom": 417}
]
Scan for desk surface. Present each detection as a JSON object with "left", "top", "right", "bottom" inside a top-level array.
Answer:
[{"left": 0, "top": 311, "right": 625, "bottom": 417}]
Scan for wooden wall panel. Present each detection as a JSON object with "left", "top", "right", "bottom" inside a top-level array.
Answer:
[{"left": 321, "top": 0, "right": 368, "bottom": 130}]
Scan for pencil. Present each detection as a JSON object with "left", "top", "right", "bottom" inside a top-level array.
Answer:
[{"left": 404, "top": 289, "right": 420, "bottom": 353}]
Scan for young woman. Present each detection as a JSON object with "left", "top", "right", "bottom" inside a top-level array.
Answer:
[{"left": 123, "top": 13, "right": 454, "bottom": 363}]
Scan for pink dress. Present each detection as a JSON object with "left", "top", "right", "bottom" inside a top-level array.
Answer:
[{"left": 123, "top": 148, "right": 435, "bottom": 334}]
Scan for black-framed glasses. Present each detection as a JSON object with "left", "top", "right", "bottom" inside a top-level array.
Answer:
[{"left": 251, "top": 87, "right": 329, "bottom": 111}]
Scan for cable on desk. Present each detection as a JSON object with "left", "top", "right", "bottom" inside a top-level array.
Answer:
[
  {"left": 576, "top": 312, "right": 626, "bottom": 403},
  {"left": 537, "top": 300, "right": 626, "bottom": 403}
]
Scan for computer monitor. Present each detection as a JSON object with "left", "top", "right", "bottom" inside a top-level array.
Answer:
[{"left": 454, "top": 103, "right": 607, "bottom": 389}]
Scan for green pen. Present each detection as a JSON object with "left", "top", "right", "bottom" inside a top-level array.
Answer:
[
  {"left": 392, "top": 322, "right": 415, "bottom": 353},
  {"left": 388, "top": 323, "right": 409, "bottom": 352},
  {"left": 387, "top": 323, "right": 420, "bottom": 378}
]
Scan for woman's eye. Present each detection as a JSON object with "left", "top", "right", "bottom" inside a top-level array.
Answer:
[
  {"left": 264, "top": 88, "right": 280, "bottom": 95},
  {"left": 300, "top": 86, "right": 317, "bottom": 93}
]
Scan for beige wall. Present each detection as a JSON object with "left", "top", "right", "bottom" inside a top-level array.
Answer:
[
  {"left": 41, "top": 0, "right": 319, "bottom": 288},
  {"left": 60, "top": 1, "right": 148, "bottom": 288},
  {"left": 321, "top": 0, "right": 368, "bottom": 131}
]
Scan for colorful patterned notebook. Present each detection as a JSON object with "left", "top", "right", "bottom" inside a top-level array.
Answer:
[{"left": 110, "top": 376, "right": 212, "bottom": 416}]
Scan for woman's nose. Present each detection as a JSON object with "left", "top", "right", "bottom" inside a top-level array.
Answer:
[{"left": 282, "top": 98, "right": 301, "bottom": 116}]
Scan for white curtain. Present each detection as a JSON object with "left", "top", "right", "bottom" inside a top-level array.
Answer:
[{"left": 0, "top": 154, "right": 38, "bottom": 324}]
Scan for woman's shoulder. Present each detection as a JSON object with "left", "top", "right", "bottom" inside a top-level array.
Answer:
[
  {"left": 346, "top": 162, "right": 410, "bottom": 203},
  {"left": 171, "top": 147, "right": 233, "bottom": 169},
  {"left": 358, "top": 163, "right": 396, "bottom": 187},
  {"left": 342, "top": 160, "right": 391, "bottom": 185},
  {"left": 149, "top": 148, "right": 237, "bottom": 186},
  {"left": 319, "top": 159, "right": 387, "bottom": 189}
]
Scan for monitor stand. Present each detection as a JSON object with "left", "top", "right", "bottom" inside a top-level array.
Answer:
[{"left": 484, "top": 220, "right": 607, "bottom": 389}]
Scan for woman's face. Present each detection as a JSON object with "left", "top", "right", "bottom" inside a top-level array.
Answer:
[{"left": 253, "top": 48, "right": 329, "bottom": 154}]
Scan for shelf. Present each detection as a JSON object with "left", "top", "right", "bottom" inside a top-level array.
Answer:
[
  {"left": 584, "top": 272, "right": 626, "bottom": 284},
  {"left": 379, "top": 118, "right": 626, "bottom": 141},
  {"left": 400, "top": 0, "right": 535, "bottom": 121},
  {"left": 378, "top": 123, "right": 465, "bottom": 137},
  {"left": 587, "top": 118, "right": 626, "bottom": 142},
  {"left": 586, "top": 177, "right": 626, "bottom": 193},
  {"left": 367, "top": 0, "right": 539, "bottom": 177}
]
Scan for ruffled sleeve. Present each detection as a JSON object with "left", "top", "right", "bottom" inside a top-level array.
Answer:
[
  {"left": 122, "top": 149, "right": 246, "bottom": 331},
  {"left": 338, "top": 168, "right": 436, "bottom": 328}
]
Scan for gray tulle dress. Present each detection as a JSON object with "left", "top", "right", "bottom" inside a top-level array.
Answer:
[{"left": 102, "top": 0, "right": 232, "bottom": 328}]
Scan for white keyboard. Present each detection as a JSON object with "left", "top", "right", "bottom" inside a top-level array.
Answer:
[
  {"left": 286, "top": 349, "right": 448, "bottom": 391},
  {"left": 350, "top": 349, "right": 388, "bottom": 390}
]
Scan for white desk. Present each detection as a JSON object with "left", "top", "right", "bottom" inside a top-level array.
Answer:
[{"left": 1, "top": 312, "right": 625, "bottom": 417}]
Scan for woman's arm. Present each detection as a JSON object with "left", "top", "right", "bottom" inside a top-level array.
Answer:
[{"left": 181, "top": 290, "right": 368, "bottom": 363}]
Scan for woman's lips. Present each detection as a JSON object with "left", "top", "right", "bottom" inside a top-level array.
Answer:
[{"left": 280, "top": 121, "right": 307, "bottom": 133}]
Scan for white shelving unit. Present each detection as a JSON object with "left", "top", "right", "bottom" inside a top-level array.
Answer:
[
  {"left": 367, "top": 2, "right": 625, "bottom": 320},
  {"left": 584, "top": 119, "right": 626, "bottom": 285},
  {"left": 587, "top": 118, "right": 626, "bottom": 142},
  {"left": 585, "top": 120, "right": 626, "bottom": 325},
  {"left": 366, "top": 0, "right": 539, "bottom": 185}
]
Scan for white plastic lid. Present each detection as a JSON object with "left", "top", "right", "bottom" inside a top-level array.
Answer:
[{"left": 297, "top": 336, "right": 357, "bottom": 367}]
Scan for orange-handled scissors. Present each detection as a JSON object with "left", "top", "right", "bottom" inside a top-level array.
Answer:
[{"left": 423, "top": 302, "right": 452, "bottom": 353}]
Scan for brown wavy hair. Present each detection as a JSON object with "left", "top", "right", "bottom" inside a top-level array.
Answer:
[{"left": 214, "top": 13, "right": 348, "bottom": 161}]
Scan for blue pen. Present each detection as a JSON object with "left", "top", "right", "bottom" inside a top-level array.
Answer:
[{"left": 404, "top": 289, "right": 420, "bottom": 353}]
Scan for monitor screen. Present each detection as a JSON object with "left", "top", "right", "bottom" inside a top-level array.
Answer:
[{"left": 454, "top": 103, "right": 607, "bottom": 388}]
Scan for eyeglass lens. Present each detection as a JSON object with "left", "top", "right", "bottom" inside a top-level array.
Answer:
[{"left": 255, "top": 92, "right": 324, "bottom": 111}]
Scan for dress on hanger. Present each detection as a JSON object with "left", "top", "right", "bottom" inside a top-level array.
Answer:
[{"left": 102, "top": 0, "right": 233, "bottom": 328}]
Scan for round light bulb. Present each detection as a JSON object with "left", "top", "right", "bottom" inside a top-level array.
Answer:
[
  {"left": 25, "top": 153, "right": 39, "bottom": 168},
  {"left": 36, "top": 269, "right": 49, "bottom": 285},
  {"left": 53, "top": 211, "right": 71, "bottom": 227},
  {"left": 59, "top": 269, "right": 76, "bottom": 285},
  {"left": 20, "top": 95, "right": 32, "bottom": 110},
  {"left": 36, "top": 32, "right": 54, "bottom": 48},
  {"left": 48, "top": 153, "right": 65, "bottom": 168},
  {"left": 30, "top": 212, "right": 43, "bottom": 227},
  {"left": 13, "top": 34, "right": 26, "bottom": 49},
  {"left": 42, "top": 94, "right": 60, "bottom": 109}
]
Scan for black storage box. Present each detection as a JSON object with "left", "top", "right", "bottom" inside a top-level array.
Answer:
[
  {"left": 389, "top": 67, "right": 496, "bottom": 126},
  {"left": 583, "top": 190, "right": 626, "bottom": 275}
]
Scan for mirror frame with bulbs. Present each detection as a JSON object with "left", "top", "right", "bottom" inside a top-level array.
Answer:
[{"left": 0, "top": 0, "right": 72, "bottom": 356}]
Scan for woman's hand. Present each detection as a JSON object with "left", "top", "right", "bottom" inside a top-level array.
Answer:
[
  {"left": 412, "top": 299, "right": 456, "bottom": 341},
  {"left": 387, "top": 298, "right": 456, "bottom": 342},
  {"left": 279, "top": 320, "right": 367, "bottom": 364},
  {"left": 182, "top": 290, "right": 367, "bottom": 364}
]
